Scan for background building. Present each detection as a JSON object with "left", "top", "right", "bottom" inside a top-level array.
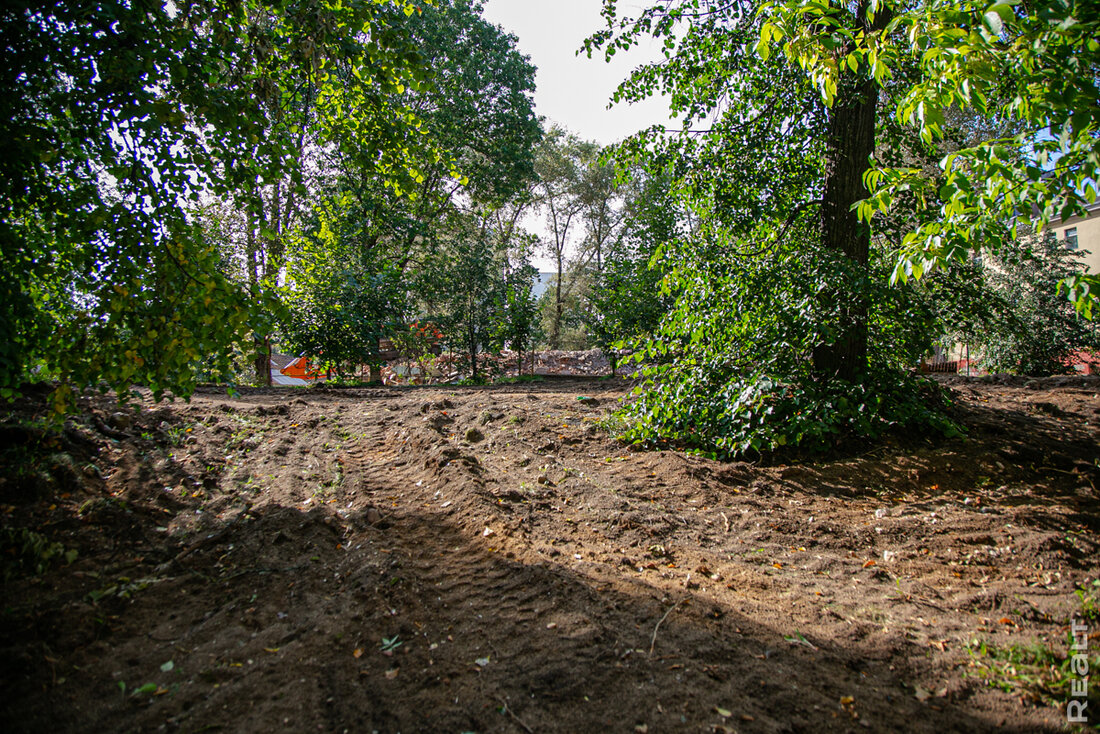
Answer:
[{"left": 1046, "top": 200, "right": 1100, "bottom": 273}]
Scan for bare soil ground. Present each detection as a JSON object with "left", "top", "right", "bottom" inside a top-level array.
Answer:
[{"left": 1, "top": 375, "right": 1098, "bottom": 733}]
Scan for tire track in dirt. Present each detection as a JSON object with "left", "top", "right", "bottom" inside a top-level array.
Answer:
[
  {"left": 322, "top": 391, "right": 1096, "bottom": 733},
  {"left": 336, "top": 404, "right": 548, "bottom": 622},
  {"left": 328, "top": 405, "right": 879, "bottom": 731},
  {"left": 321, "top": 404, "right": 667, "bottom": 731}
]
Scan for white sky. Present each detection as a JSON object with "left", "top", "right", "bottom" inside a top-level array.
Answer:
[
  {"left": 480, "top": 0, "right": 672, "bottom": 269},
  {"left": 480, "top": 0, "right": 673, "bottom": 146}
]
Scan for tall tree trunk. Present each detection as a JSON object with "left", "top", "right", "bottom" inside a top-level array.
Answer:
[
  {"left": 366, "top": 336, "right": 384, "bottom": 385},
  {"left": 552, "top": 261, "right": 564, "bottom": 350},
  {"left": 246, "top": 224, "right": 273, "bottom": 387},
  {"left": 811, "top": 2, "right": 886, "bottom": 383},
  {"left": 469, "top": 320, "right": 478, "bottom": 383}
]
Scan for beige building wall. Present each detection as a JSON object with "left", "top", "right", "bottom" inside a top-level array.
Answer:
[{"left": 1046, "top": 201, "right": 1100, "bottom": 274}]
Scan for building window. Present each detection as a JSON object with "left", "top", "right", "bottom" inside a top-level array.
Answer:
[{"left": 1065, "top": 227, "right": 1078, "bottom": 250}]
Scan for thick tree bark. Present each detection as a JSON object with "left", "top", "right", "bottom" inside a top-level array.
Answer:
[
  {"left": 254, "top": 337, "right": 272, "bottom": 387},
  {"left": 811, "top": 2, "right": 887, "bottom": 383},
  {"left": 366, "top": 336, "right": 384, "bottom": 386},
  {"left": 246, "top": 224, "right": 273, "bottom": 387},
  {"left": 468, "top": 322, "right": 479, "bottom": 382},
  {"left": 553, "top": 266, "right": 564, "bottom": 350}
]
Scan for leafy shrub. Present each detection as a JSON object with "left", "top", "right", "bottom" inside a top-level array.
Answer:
[
  {"left": 958, "top": 233, "right": 1100, "bottom": 376},
  {"left": 618, "top": 235, "right": 959, "bottom": 457},
  {"left": 1, "top": 527, "right": 77, "bottom": 582}
]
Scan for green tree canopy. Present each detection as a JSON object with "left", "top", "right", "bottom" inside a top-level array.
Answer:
[
  {"left": 585, "top": 0, "right": 1048, "bottom": 454},
  {"left": 584, "top": 167, "right": 681, "bottom": 374},
  {"left": 319, "top": 0, "right": 541, "bottom": 274},
  {"left": 272, "top": 0, "right": 540, "bottom": 380},
  {"left": 1, "top": 0, "right": 435, "bottom": 407},
  {"left": 761, "top": 0, "right": 1100, "bottom": 312}
]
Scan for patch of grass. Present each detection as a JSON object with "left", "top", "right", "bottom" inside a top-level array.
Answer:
[
  {"left": 227, "top": 412, "right": 264, "bottom": 449},
  {"left": 232, "top": 474, "right": 261, "bottom": 496},
  {"left": 593, "top": 410, "right": 630, "bottom": 437},
  {"left": 316, "top": 462, "right": 343, "bottom": 496},
  {"left": 86, "top": 576, "right": 164, "bottom": 603},
  {"left": 965, "top": 636, "right": 1099, "bottom": 707},
  {"left": 1076, "top": 579, "right": 1100, "bottom": 623},
  {"left": 332, "top": 423, "right": 357, "bottom": 442},
  {"left": 495, "top": 375, "right": 545, "bottom": 385},
  {"left": 77, "top": 496, "right": 129, "bottom": 516},
  {"left": 229, "top": 412, "right": 261, "bottom": 428},
  {"left": 325, "top": 375, "right": 374, "bottom": 388},
  {"left": 162, "top": 422, "right": 193, "bottom": 447}
]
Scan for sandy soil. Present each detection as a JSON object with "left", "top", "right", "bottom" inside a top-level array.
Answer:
[{"left": 1, "top": 375, "right": 1098, "bottom": 733}]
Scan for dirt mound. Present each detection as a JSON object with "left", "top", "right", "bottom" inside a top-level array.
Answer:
[{"left": 1, "top": 377, "right": 1097, "bottom": 732}]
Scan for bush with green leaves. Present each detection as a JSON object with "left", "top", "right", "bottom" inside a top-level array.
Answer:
[
  {"left": 619, "top": 236, "right": 959, "bottom": 458},
  {"left": 280, "top": 202, "right": 407, "bottom": 379},
  {"left": 958, "top": 234, "right": 1100, "bottom": 376},
  {"left": 1, "top": 527, "right": 77, "bottom": 582}
]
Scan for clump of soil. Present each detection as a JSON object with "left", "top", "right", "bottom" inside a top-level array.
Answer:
[{"left": 1, "top": 375, "right": 1098, "bottom": 732}]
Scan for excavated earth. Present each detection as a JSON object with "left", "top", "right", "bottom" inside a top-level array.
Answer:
[{"left": 1, "top": 375, "right": 1098, "bottom": 733}]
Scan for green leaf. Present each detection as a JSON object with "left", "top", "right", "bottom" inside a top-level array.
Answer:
[{"left": 981, "top": 10, "right": 1003, "bottom": 36}]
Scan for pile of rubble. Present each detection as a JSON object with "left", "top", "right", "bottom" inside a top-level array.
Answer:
[
  {"left": 531, "top": 349, "right": 612, "bottom": 376},
  {"left": 378, "top": 349, "right": 626, "bottom": 385}
]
